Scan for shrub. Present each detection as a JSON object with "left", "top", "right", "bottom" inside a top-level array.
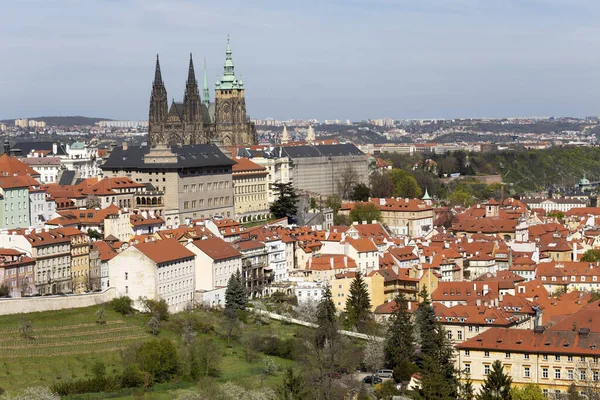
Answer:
[
  {"left": 110, "top": 296, "right": 135, "bottom": 315},
  {"left": 169, "top": 312, "right": 214, "bottom": 335},
  {"left": 51, "top": 376, "right": 120, "bottom": 396},
  {"left": 134, "top": 338, "right": 179, "bottom": 382},
  {"left": 120, "top": 364, "right": 146, "bottom": 388},
  {"left": 142, "top": 298, "right": 169, "bottom": 321}
]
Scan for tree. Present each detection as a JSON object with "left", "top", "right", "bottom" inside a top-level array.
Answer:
[
  {"left": 478, "top": 360, "right": 512, "bottom": 400},
  {"left": 0, "top": 284, "right": 9, "bottom": 297},
  {"left": 225, "top": 270, "right": 247, "bottom": 312},
  {"left": 110, "top": 296, "right": 135, "bottom": 315},
  {"left": 278, "top": 367, "right": 306, "bottom": 400},
  {"left": 448, "top": 189, "right": 474, "bottom": 207},
  {"left": 141, "top": 298, "right": 170, "bottom": 321},
  {"left": 19, "top": 318, "right": 33, "bottom": 340},
  {"left": 370, "top": 171, "right": 394, "bottom": 198},
  {"left": 309, "top": 197, "right": 318, "bottom": 210},
  {"left": 390, "top": 169, "right": 422, "bottom": 198},
  {"left": 581, "top": 249, "right": 600, "bottom": 262},
  {"left": 95, "top": 305, "right": 106, "bottom": 325},
  {"left": 415, "top": 287, "right": 437, "bottom": 358},
  {"left": 344, "top": 271, "right": 372, "bottom": 331},
  {"left": 384, "top": 294, "right": 416, "bottom": 383},
  {"left": 87, "top": 229, "right": 102, "bottom": 241},
  {"left": 362, "top": 336, "right": 384, "bottom": 383},
  {"left": 315, "top": 284, "right": 338, "bottom": 349},
  {"left": 91, "top": 360, "right": 106, "bottom": 380},
  {"left": 270, "top": 182, "right": 299, "bottom": 218},
  {"left": 567, "top": 383, "right": 583, "bottom": 400},
  {"left": 510, "top": 384, "right": 545, "bottom": 400},
  {"left": 418, "top": 355, "right": 456, "bottom": 400},
  {"left": 86, "top": 195, "right": 101, "bottom": 209},
  {"left": 193, "top": 338, "right": 222, "bottom": 377},
  {"left": 337, "top": 165, "right": 359, "bottom": 199},
  {"left": 350, "top": 183, "right": 371, "bottom": 202},
  {"left": 349, "top": 203, "right": 382, "bottom": 224},
  {"left": 147, "top": 315, "right": 161, "bottom": 336},
  {"left": 0, "top": 386, "right": 60, "bottom": 400},
  {"left": 460, "top": 375, "right": 476, "bottom": 400},
  {"left": 133, "top": 337, "right": 179, "bottom": 383},
  {"left": 325, "top": 194, "right": 342, "bottom": 215}
]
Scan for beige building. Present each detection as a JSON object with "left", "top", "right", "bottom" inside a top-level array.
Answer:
[
  {"left": 457, "top": 326, "right": 600, "bottom": 396},
  {"left": 330, "top": 270, "right": 385, "bottom": 312},
  {"left": 64, "top": 228, "right": 90, "bottom": 293},
  {"left": 101, "top": 144, "right": 235, "bottom": 227},
  {"left": 231, "top": 157, "right": 269, "bottom": 222},
  {"left": 340, "top": 198, "right": 434, "bottom": 237}
]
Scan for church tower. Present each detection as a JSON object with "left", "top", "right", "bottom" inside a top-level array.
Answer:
[
  {"left": 148, "top": 55, "right": 168, "bottom": 146},
  {"left": 215, "top": 37, "right": 256, "bottom": 146},
  {"left": 183, "top": 54, "right": 204, "bottom": 144}
]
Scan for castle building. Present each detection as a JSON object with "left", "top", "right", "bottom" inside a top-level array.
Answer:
[{"left": 148, "top": 38, "right": 257, "bottom": 147}]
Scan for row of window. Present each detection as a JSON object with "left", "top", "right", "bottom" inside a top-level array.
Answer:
[
  {"left": 234, "top": 184, "right": 266, "bottom": 194},
  {"left": 158, "top": 280, "right": 193, "bottom": 294},
  {"left": 541, "top": 275, "right": 600, "bottom": 282},
  {"left": 4, "top": 214, "right": 28, "bottom": 226},
  {"left": 183, "top": 181, "right": 230, "bottom": 193},
  {"left": 183, "top": 197, "right": 230, "bottom": 210},
  {"left": 157, "top": 265, "right": 193, "bottom": 281}
]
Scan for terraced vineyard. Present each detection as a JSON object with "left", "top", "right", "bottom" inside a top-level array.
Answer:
[{"left": 0, "top": 306, "right": 151, "bottom": 392}]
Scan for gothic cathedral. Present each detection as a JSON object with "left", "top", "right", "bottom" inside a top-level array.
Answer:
[{"left": 148, "top": 38, "right": 257, "bottom": 147}]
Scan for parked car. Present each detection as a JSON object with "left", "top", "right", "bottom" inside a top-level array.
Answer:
[
  {"left": 363, "top": 375, "right": 383, "bottom": 384},
  {"left": 376, "top": 369, "right": 394, "bottom": 378}
]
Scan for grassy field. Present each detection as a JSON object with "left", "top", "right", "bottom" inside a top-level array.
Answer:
[{"left": 0, "top": 305, "right": 303, "bottom": 398}]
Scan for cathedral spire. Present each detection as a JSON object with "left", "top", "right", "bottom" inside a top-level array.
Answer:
[
  {"left": 218, "top": 35, "right": 239, "bottom": 90},
  {"left": 154, "top": 54, "right": 163, "bottom": 85},
  {"left": 187, "top": 53, "right": 197, "bottom": 85},
  {"left": 202, "top": 58, "right": 210, "bottom": 105}
]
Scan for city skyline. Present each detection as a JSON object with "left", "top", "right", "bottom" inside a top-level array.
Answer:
[{"left": 2, "top": 0, "right": 600, "bottom": 121}]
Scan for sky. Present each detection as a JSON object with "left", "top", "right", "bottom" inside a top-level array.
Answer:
[{"left": 2, "top": 0, "right": 600, "bottom": 121}]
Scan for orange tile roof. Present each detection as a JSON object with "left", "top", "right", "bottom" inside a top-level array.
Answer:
[
  {"left": 191, "top": 237, "right": 241, "bottom": 261},
  {"left": 93, "top": 241, "right": 118, "bottom": 262},
  {"left": 0, "top": 154, "right": 40, "bottom": 177},
  {"left": 232, "top": 157, "right": 267, "bottom": 174},
  {"left": 306, "top": 254, "right": 357, "bottom": 271},
  {"left": 346, "top": 237, "right": 378, "bottom": 252},
  {"left": 133, "top": 238, "right": 195, "bottom": 264}
]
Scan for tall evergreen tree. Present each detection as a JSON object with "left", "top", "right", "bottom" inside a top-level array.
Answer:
[
  {"left": 345, "top": 271, "right": 372, "bottom": 331},
  {"left": 225, "top": 270, "right": 247, "bottom": 311},
  {"left": 315, "top": 284, "right": 338, "bottom": 348},
  {"left": 415, "top": 286, "right": 437, "bottom": 358},
  {"left": 460, "top": 374, "right": 476, "bottom": 400},
  {"left": 384, "top": 294, "right": 416, "bottom": 382},
  {"left": 270, "top": 182, "right": 299, "bottom": 218},
  {"left": 478, "top": 360, "right": 512, "bottom": 400},
  {"left": 418, "top": 355, "right": 455, "bottom": 400}
]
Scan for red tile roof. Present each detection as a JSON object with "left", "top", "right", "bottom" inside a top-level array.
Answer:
[
  {"left": 133, "top": 238, "right": 195, "bottom": 264},
  {"left": 191, "top": 237, "right": 241, "bottom": 261}
]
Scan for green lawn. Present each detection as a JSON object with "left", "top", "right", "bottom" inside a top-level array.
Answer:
[{"left": 0, "top": 305, "right": 306, "bottom": 398}]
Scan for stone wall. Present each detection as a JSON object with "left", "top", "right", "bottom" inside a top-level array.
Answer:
[{"left": 0, "top": 288, "right": 117, "bottom": 316}]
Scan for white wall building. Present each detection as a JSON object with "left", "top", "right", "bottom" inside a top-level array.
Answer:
[
  {"left": 108, "top": 238, "right": 195, "bottom": 312},
  {"left": 186, "top": 237, "right": 242, "bottom": 291}
]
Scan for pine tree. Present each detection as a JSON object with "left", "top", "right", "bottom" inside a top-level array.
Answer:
[
  {"left": 225, "top": 270, "right": 247, "bottom": 312},
  {"left": 567, "top": 383, "right": 582, "bottom": 400},
  {"left": 345, "top": 271, "right": 372, "bottom": 331},
  {"left": 270, "top": 182, "right": 299, "bottom": 218},
  {"left": 415, "top": 286, "right": 437, "bottom": 358},
  {"left": 418, "top": 354, "right": 455, "bottom": 400},
  {"left": 384, "top": 294, "right": 416, "bottom": 382},
  {"left": 460, "top": 374, "right": 476, "bottom": 400},
  {"left": 278, "top": 367, "right": 306, "bottom": 400},
  {"left": 315, "top": 284, "right": 338, "bottom": 348},
  {"left": 478, "top": 360, "right": 512, "bottom": 400}
]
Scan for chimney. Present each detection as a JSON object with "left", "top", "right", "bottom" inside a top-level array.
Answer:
[
  {"left": 371, "top": 220, "right": 377, "bottom": 224},
  {"left": 308, "top": 258, "right": 312, "bottom": 269},
  {"left": 362, "top": 220, "right": 367, "bottom": 225},
  {"left": 483, "top": 284, "right": 489, "bottom": 296},
  {"left": 476, "top": 299, "right": 482, "bottom": 307},
  {"left": 344, "top": 256, "right": 348, "bottom": 268},
  {"left": 122, "top": 141, "right": 128, "bottom": 151},
  {"left": 52, "top": 143, "right": 57, "bottom": 155},
  {"left": 379, "top": 198, "right": 386, "bottom": 206},
  {"left": 573, "top": 242, "right": 577, "bottom": 261},
  {"left": 330, "top": 257, "right": 334, "bottom": 270},
  {"left": 408, "top": 301, "right": 412, "bottom": 311},
  {"left": 499, "top": 293, "right": 504, "bottom": 303}
]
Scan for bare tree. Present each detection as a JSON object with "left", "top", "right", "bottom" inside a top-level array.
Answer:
[
  {"left": 86, "top": 195, "right": 102, "bottom": 209},
  {"left": 337, "top": 166, "right": 359, "bottom": 200}
]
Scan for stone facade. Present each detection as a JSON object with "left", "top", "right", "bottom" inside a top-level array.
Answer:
[
  {"left": 148, "top": 39, "right": 256, "bottom": 147},
  {"left": 101, "top": 144, "right": 235, "bottom": 227}
]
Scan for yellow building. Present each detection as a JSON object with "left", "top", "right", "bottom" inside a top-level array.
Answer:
[
  {"left": 232, "top": 157, "right": 269, "bottom": 222},
  {"left": 65, "top": 228, "right": 91, "bottom": 293},
  {"left": 456, "top": 327, "right": 600, "bottom": 397},
  {"left": 330, "top": 270, "right": 385, "bottom": 312}
]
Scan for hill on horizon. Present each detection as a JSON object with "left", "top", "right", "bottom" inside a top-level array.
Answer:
[{"left": 0, "top": 116, "right": 113, "bottom": 127}]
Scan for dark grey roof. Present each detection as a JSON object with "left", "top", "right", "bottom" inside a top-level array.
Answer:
[
  {"left": 13, "top": 141, "right": 68, "bottom": 156},
  {"left": 58, "top": 170, "right": 76, "bottom": 186},
  {"left": 275, "top": 143, "right": 365, "bottom": 159},
  {"left": 101, "top": 144, "right": 234, "bottom": 170}
]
